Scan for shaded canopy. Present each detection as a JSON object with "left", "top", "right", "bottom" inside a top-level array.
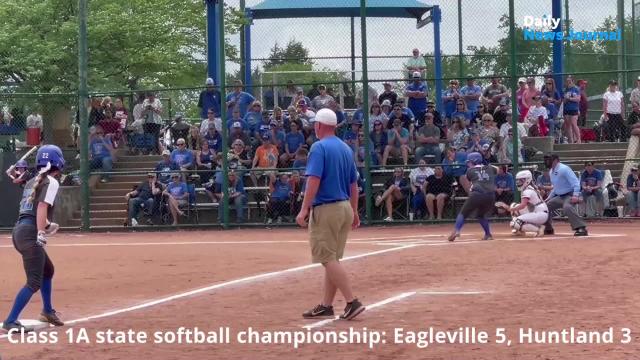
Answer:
[{"left": 250, "top": 0, "right": 433, "bottom": 20}]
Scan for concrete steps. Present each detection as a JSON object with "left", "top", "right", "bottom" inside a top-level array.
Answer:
[
  {"left": 68, "top": 218, "right": 125, "bottom": 227},
  {"left": 95, "top": 181, "right": 140, "bottom": 191},
  {"left": 90, "top": 203, "right": 126, "bottom": 211},
  {"left": 75, "top": 210, "right": 127, "bottom": 219}
]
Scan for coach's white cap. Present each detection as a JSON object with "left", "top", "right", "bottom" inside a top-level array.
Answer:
[
  {"left": 312, "top": 108, "right": 337, "bottom": 126},
  {"left": 412, "top": 71, "right": 421, "bottom": 78}
]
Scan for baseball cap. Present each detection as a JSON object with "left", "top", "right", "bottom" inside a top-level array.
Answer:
[
  {"left": 261, "top": 132, "right": 271, "bottom": 140},
  {"left": 296, "top": 87, "right": 304, "bottom": 93},
  {"left": 632, "top": 165, "right": 638, "bottom": 171},
  {"left": 412, "top": 71, "right": 421, "bottom": 78},
  {"left": 383, "top": 81, "right": 391, "bottom": 86},
  {"left": 311, "top": 108, "right": 338, "bottom": 126},
  {"left": 162, "top": 150, "right": 171, "bottom": 156},
  {"left": 381, "top": 99, "right": 392, "bottom": 107},
  {"left": 543, "top": 153, "right": 559, "bottom": 161},
  {"left": 297, "top": 99, "right": 307, "bottom": 106},
  {"left": 176, "top": 138, "right": 186, "bottom": 145},
  {"left": 147, "top": 171, "right": 156, "bottom": 177},
  {"left": 208, "top": 122, "right": 216, "bottom": 129},
  {"left": 205, "top": 78, "right": 214, "bottom": 86},
  {"left": 518, "top": 78, "right": 526, "bottom": 83},
  {"left": 481, "top": 143, "right": 491, "bottom": 151},
  {"left": 171, "top": 172, "right": 180, "bottom": 178},
  {"left": 318, "top": 84, "right": 326, "bottom": 90},
  {"left": 232, "top": 121, "right": 242, "bottom": 128},
  {"left": 269, "top": 120, "right": 278, "bottom": 127}
]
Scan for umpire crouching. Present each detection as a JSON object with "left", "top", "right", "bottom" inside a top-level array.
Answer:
[
  {"left": 296, "top": 108, "right": 365, "bottom": 321},
  {"left": 542, "top": 153, "right": 588, "bottom": 236}
]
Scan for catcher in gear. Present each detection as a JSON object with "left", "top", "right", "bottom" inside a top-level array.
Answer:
[{"left": 506, "top": 170, "right": 549, "bottom": 236}]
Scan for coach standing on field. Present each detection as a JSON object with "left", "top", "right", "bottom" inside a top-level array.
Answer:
[
  {"left": 542, "top": 153, "right": 589, "bottom": 236},
  {"left": 296, "top": 108, "right": 365, "bottom": 321}
]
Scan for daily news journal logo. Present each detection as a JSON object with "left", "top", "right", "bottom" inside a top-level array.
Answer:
[{"left": 523, "top": 15, "right": 621, "bottom": 42}]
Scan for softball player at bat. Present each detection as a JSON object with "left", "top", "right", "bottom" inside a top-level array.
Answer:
[
  {"left": 2, "top": 145, "right": 65, "bottom": 332},
  {"left": 448, "top": 152, "right": 497, "bottom": 242},
  {"left": 508, "top": 170, "right": 549, "bottom": 236}
]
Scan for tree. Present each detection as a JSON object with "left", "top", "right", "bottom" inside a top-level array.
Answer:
[
  {"left": 263, "top": 40, "right": 313, "bottom": 70},
  {"left": 0, "top": 0, "right": 245, "bottom": 93}
]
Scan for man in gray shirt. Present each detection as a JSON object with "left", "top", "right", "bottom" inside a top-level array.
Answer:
[
  {"left": 414, "top": 113, "right": 441, "bottom": 163},
  {"left": 311, "top": 85, "right": 334, "bottom": 111}
]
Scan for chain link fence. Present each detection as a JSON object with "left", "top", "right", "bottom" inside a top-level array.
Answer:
[{"left": 3, "top": 0, "right": 640, "bottom": 229}]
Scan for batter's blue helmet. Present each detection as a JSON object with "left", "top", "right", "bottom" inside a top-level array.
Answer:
[
  {"left": 467, "top": 152, "right": 483, "bottom": 165},
  {"left": 14, "top": 159, "right": 28, "bottom": 169},
  {"left": 36, "top": 145, "right": 65, "bottom": 171}
]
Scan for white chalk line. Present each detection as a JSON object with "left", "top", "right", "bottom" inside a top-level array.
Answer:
[{"left": 302, "top": 290, "right": 489, "bottom": 329}]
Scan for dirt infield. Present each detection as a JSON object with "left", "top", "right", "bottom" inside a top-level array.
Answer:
[{"left": 1, "top": 223, "right": 639, "bottom": 359}]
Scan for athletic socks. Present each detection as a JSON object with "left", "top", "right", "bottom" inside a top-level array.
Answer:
[
  {"left": 5, "top": 286, "right": 35, "bottom": 324},
  {"left": 41, "top": 278, "right": 54, "bottom": 314},
  {"left": 478, "top": 217, "right": 492, "bottom": 237},
  {"left": 454, "top": 214, "right": 465, "bottom": 233}
]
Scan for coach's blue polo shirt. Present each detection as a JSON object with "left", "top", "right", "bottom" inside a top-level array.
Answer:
[{"left": 306, "top": 135, "right": 358, "bottom": 207}]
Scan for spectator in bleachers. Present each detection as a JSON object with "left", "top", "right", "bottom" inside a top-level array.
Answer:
[
  {"left": 632, "top": 77, "right": 640, "bottom": 107},
  {"left": 447, "top": 116, "right": 469, "bottom": 150},
  {"left": 386, "top": 103, "right": 413, "bottom": 131},
  {"left": 515, "top": 78, "right": 527, "bottom": 122},
  {"left": 164, "top": 173, "right": 188, "bottom": 226},
  {"left": 200, "top": 108, "right": 222, "bottom": 136},
  {"left": 383, "top": 118, "right": 410, "bottom": 166},
  {"left": 342, "top": 118, "right": 362, "bottom": 151},
  {"left": 131, "top": 93, "right": 145, "bottom": 126},
  {"left": 208, "top": 170, "right": 247, "bottom": 223},
  {"left": 102, "top": 96, "right": 114, "bottom": 112},
  {"left": 442, "top": 146, "right": 470, "bottom": 193},
  {"left": 226, "top": 79, "right": 255, "bottom": 119},
  {"left": 311, "top": 84, "right": 334, "bottom": 111},
  {"left": 282, "top": 80, "right": 297, "bottom": 108},
  {"left": 269, "top": 120, "right": 286, "bottom": 155},
  {"left": 98, "top": 108, "right": 122, "bottom": 148},
  {"left": 482, "top": 76, "right": 509, "bottom": 114},
  {"left": 171, "top": 138, "right": 194, "bottom": 171},
  {"left": 289, "top": 170, "right": 305, "bottom": 215},
  {"left": 461, "top": 76, "right": 482, "bottom": 118},
  {"left": 626, "top": 166, "right": 640, "bottom": 217},
  {"left": 405, "top": 72, "right": 428, "bottom": 123},
  {"left": 563, "top": 76, "right": 582, "bottom": 144},
  {"left": 537, "top": 168, "right": 553, "bottom": 200},
  {"left": 542, "top": 78, "right": 562, "bottom": 107},
  {"left": 479, "top": 142, "right": 496, "bottom": 164},
  {"left": 370, "top": 119, "right": 388, "bottom": 166},
  {"left": 495, "top": 165, "right": 515, "bottom": 206},
  {"left": 425, "top": 165, "right": 453, "bottom": 220},
  {"left": 196, "top": 140, "right": 216, "bottom": 184},
  {"left": 380, "top": 99, "right": 392, "bottom": 117},
  {"left": 296, "top": 99, "right": 316, "bottom": 124},
  {"left": 89, "top": 125, "right": 115, "bottom": 184},
  {"left": 202, "top": 122, "right": 222, "bottom": 153},
  {"left": 602, "top": 79, "right": 626, "bottom": 143},
  {"left": 369, "top": 102, "right": 388, "bottom": 131},
  {"left": 113, "top": 96, "right": 128, "bottom": 127},
  {"left": 227, "top": 138, "right": 252, "bottom": 172},
  {"left": 409, "top": 158, "right": 434, "bottom": 219},
  {"left": 478, "top": 113, "right": 500, "bottom": 146},
  {"left": 266, "top": 172, "right": 292, "bottom": 224},
  {"left": 414, "top": 112, "right": 441, "bottom": 164},
  {"left": 628, "top": 102, "right": 640, "bottom": 138},
  {"left": 198, "top": 78, "right": 221, "bottom": 120},
  {"left": 378, "top": 82, "right": 398, "bottom": 107},
  {"left": 451, "top": 100, "right": 472, "bottom": 128},
  {"left": 88, "top": 97, "right": 104, "bottom": 127},
  {"left": 581, "top": 161, "right": 604, "bottom": 217},
  {"left": 126, "top": 172, "right": 163, "bottom": 227},
  {"left": 522, "top": 77, "right": 541, "bottom": 114},
  {"left": 251, "top": 132, "right": 279, "bottom": 185},
  {"left": 292, "top": 147, "right": 308, "bottom": 171},
  {"left": 442, "top": 80, "right": 460, "bottom": 125},
  {"left": 290, "top": 87, "right": 311, "bottom": 109},
  {"left": 406, "top": 48, "right": 427, "bottom": 78},
  {"left": 493, "top": 98, "right": 511, "bottom": 129},
  {"left": 141, "top": 92, "right": 163, "bottom": 154},
  {"left": 526, "top": 95, "right": 549, "bottom": 137},
  {"left": 156, "top": 150, "right": 180, "bottom": 185},
  {"left": 280, "top": 121, "right": 305, "bottom": 167},
  {"left": 463, "top": 132, "right": 483, "bottom": 154},
  {"left": 271, "top": 106, "right": 289, "bottom": 132},
  {"left": 243, "top": 101, "right": 263, "bottom": 137},
  {"left": 25, "top": 109, "right": 43, "bottom": 144},
  {"left": 498, "top": 127, "right": 523, "bottom": 165},
  {"left": 542, "top": 95, "right": 559, "bottom": 138},
  {"left": 306, "top": 82, "right": 320, "bottom": 100},
  {"left": 426, "top": 100, "right": 444, "bottom": 136},
  {"left": 228, "top": 121, "right": 250, "bottom": 148},
  {"left": 170, "top": 113, "right": 191, "bottom": 147},
  {"left": 375, "top": 167, "right": 410, "bottom": 222},
  {"left": 577, "top": 79, "right": 589, "bottom": 128}
]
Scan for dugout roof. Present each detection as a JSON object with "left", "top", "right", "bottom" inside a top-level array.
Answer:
[{"left": 250, "top": 0, "right": 433, "bottom": 20}]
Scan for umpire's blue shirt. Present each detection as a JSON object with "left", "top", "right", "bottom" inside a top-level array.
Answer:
[
  {"left": 549, "top": 162, "right": 581, "bottom": 197},
  {"left": 306, "top": 135, "right": 358, "bottom": 207}
]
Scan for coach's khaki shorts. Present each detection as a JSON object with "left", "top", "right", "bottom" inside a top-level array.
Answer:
[{"left": 309, "top": 200, "right": 353, "bottom": 263}]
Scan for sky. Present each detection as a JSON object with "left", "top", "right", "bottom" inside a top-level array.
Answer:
[{"left": 220, "top": 0, "right": 631, "bottom": 87}]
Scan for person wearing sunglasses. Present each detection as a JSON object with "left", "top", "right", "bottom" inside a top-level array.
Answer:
[
  {"left": 442, "top": 79, "right": 460, "bottom": 124},
  {"left": 460, "top": 76, "right": 482, "bottom": 118},
  {"left": 542, "top": 78, "right": 561, "bottom": 107},
  {"left": 450, "top": 99, "right": 472, "bottom": 129},
  {"left": 226, "top": 79, "right": 255, "bottom": 119},
  {"left": 405, "top": 72, "right": 429, "bottom": 124},
  {"left": 170, "top": 138, "right": 194, "bottom": 171}
]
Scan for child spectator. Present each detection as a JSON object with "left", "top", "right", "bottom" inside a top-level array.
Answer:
[
  {"left": 89, "top": 126, "right": 115, "bottom": 183},
  {"left": 267, "top": 172, "right": 292, "bottom": 224},
  {"left": 581, "top": 161, "right": 604, "bottom": 217},
  {"left": 409, "top": 158, "right": 435, "bottom": 220},
  {"left": 370, "top": 119, "right": 388, "bottom": 165},
  {"left": 495, "top": 165, "right": 515, "bottom": 206},
  {"left": 196, "top": 141, "right": 217, "bottom": 184},
  {"left": 280, "top": 121, "right": 305, "bottom": 167}
]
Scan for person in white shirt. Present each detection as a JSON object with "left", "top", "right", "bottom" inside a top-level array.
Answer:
[
  {"left": 141, "top": 92, "right": 163, "bottom": 154},
  {"left": 525, "top": 95, "right": 549, "bottom": 136},
  {"left": 405, "top": 48, "right": 427, "bottom": 79},
  {"left": 26, "top": 110, "right": 43, "bottom": 129},
  {"left": 408, "top": 158, "right": 435, "bottom": 220},
  {"left": 508, "top": 170, "right": 549, "bottom": 236},
  {"left": 630, "top": 76, "right": 640, "bottom": 107},
  {"left": 602, "top": 79, "right": 626, "bottom": 142}
]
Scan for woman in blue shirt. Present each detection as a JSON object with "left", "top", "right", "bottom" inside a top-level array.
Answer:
[
  {"left": 442, "top": 147, "right": 470, "bottom": 193},
  {"left": 563, "top": 77, "right": 582, "bottom": 144},
  {"left": 164, "top": 173, "right": 188, "bottom": 225}
]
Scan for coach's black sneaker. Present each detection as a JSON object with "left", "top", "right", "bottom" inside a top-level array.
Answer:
[
  {"left": 574, "top": 227, "right": 589, "bottom": 237},
  {"left": 40, "top": 310, "right": 64, "bottom": 326},
  {"left": 340, "top": 299, "right": 365, "bottom": 320},
  {"left": 2, "top": 320, "right": 34, "bottom": 333},
  {"left": 544, "top": 228, "right": 555, "bottom": 235},
  {"left": 302, "top": 304, "right": 334, "bottom": 319}
]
